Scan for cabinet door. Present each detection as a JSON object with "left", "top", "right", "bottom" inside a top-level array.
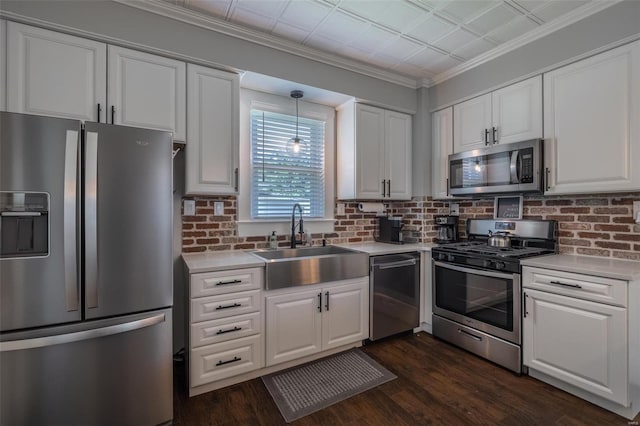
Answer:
[
  {"left": 355, "top": 104, "right": 386, "bottom": 199},
  {"left": 453, "top": 93, "right": 491, "bottom": 153},
  {"left": 1, "top": 20, "right": 6, "bottom": 111},
  {"left": 492, "top": 75, "right": 542, "bottom": 145},
  {"left": 523, "top": 288, "right": 628, "bottom": 406},
  {"left": 544, "top": 40, "right": 640, "bottom": 194},
  {"left": 108, "top": 46, "right": 185, "bottom": 140},
  {"left": 431, "top": 107, "right": 453, "bottom": 199},
  {"left": 186, "top": 64, "right": 239, "bottom": 195},
  {"left": 265, "top": 289, "right": 322, "bottom": 366},
  {"left": 7, "top": 22, "right": 106, "bottom": 121},
  {"left": 385, "top": 110, "right": 412, "bottom": 200},
  {"left": 322, "top": 280, "right": 368, "bottom": 350}
]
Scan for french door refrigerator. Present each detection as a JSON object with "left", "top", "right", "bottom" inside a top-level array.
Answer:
[{"left": 0, "top": 112, "right": 173, "bottom": 425}]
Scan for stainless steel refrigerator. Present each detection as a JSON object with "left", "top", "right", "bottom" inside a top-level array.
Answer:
[{"left": 0, "top": 112, "right": 173, "bottom": 425}]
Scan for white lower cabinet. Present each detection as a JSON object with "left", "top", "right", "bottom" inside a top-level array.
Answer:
[
  {"left": 522, "top": 266, "right": 638, "bottom": 419},
  {"left": 265, "top": 278, "right": 369, "bottom": 366},
  {"left": 188, "top": 267, "right": 264, "bottom": 396}
]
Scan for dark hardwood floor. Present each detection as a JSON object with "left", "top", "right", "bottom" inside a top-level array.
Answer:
[{"left": 173, "top": 333, "right": 639, "bottom": 425}]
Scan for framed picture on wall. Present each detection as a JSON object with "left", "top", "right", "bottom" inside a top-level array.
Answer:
[{"left": 494, "top": 195, "right": 523, "bottom": 220}]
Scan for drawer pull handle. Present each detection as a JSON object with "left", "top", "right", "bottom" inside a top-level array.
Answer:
[
  {"left": 549, "top": 280, "right": 582, "bottom": 289},
  {"left": 458, "top": 328, "right": 482, "bottom": 342},
  {"left": 216, "top": 303, "right": 242, "bottom": 310},
  {"left": 216, "top": 279, "right": 242, "bottom": 286},
  {"left": 216, "top": 326, "right": 242, "bottom": 335},
  {"left": 216, "top": 356, "right": 241, "bottom": 366}
]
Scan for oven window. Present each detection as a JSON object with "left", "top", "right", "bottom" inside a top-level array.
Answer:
[{"left": 434, "top": 265, "right": 513, "bottom": 331}]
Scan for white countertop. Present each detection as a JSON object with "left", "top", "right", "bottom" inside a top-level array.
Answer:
[
  {"left": 182, "top": 251, "right": 264, "bottom": 273},
  {"left": 334, "top": 242, "right": 436, "bottom": 255},
  {"left": 521, "top": 254, "right": 640, "bottom": 281}
]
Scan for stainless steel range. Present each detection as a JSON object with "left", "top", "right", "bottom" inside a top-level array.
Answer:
[{"left": 432, "top": 219, "right": 557, "bottom": 373}]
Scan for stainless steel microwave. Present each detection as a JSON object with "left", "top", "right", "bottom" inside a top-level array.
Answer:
[{"left": 448, "top": 139, "right": 543, "bottom": 196}]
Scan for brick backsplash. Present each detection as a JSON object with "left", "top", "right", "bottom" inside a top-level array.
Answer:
[{"left": 182, "top": 193, "right": 640, "bottom": 261}]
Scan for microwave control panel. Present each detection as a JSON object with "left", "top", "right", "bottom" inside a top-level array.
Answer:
[{"left": 520, "top": 148, "right": 534, "bottom": 183}]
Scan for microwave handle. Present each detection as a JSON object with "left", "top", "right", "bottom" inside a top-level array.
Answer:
[{"left": 510, "top": 150, "right": 520, "bottom": 183}]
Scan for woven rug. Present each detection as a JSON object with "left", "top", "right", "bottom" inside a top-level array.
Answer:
[{"left": 262, "top": 349, "right": 396, "bottom": 423}]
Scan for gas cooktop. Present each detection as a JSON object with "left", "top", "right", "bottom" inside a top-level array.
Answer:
[{"left": 434, "top": 241, "right": 553, "bottom": 259}]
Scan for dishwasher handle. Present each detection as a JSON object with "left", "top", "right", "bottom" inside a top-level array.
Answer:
[{"left": 377, "top": 259, "right": 417, "bottom": 270}]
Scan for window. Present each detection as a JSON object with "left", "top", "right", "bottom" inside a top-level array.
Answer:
[
  {"left": 250, "top": 110, "right": 325, "bottom": 219},
  {"left": 237, "top": 89, "right": 335, "bottom": 237}
]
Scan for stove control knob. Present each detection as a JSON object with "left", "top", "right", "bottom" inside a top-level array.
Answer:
[
  {"left": 483, "top": 260, "right": 493, "bottom": 268},
  {"left": 438, "top": 253, "right": 446, "bottom": 261},
  {"left": 447, "top": 254, "right": 455, "bottom": 262},
  {"left": 494, "top": 261, "right": 506, "bottom": 270}
]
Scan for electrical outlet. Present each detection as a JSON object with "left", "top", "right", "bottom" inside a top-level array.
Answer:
[
  {"left": 450, "top": 203, "right": 460, "bottom": 216},
  {"left": 214, "top": 201, "right": 224, "bottom": 216},
  {"left": 184, "top": 199, "right": 195, "bottom": 216},
  {"left": 633, "top": 201, "right": 640, "bottom": 224},
  {"left": 337, "top": 203, "right": 345, "bottom": 216}
]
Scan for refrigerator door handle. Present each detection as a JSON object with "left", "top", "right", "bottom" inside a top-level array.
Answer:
[
  {"left": 64, "top": 130, "right": 79, "bottom": 312},
  {"left": 85, "top": 131, "right": 99, "bottom": 309},
  {"left": 0, "top": 313, "right": 166, "bottom": 352}
]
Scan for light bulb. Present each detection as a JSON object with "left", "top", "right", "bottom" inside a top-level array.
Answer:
[
  {"left": 474, "top": 162, "right": 481, "bottom": 172},
  {"left": 292, "top": 141, "right": 300, "bottom": 153}
]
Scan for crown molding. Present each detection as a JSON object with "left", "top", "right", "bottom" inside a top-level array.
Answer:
[
  {"left": 115, "top": 0, "right": 420, "bottom": 89},
  {"left": 423, "top": 0, "right": 622, "bottom": 88}
]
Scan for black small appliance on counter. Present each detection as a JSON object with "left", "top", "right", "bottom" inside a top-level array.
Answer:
[
  {"left": 434, "top": 215, "right": 459, "bottom": 244},
  {"left": 377, "top": 216, "right": 404, "bottom": 244}
]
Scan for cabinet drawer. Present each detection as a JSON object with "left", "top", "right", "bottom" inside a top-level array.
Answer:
[
  {"left": 190, "top": 334, "right": 264, "bottom": 386},
  {"left": 523, "top": 267, "right": 627, "bottom": 307},
  {"left": 191, "top": 312, "right": 261, "bottom": 348},
  {"left": 191, "top": 290, "right": 261, "bottom": 322},
  {"left": 191, "top": 267, "right": 263, "bottom": 297}
]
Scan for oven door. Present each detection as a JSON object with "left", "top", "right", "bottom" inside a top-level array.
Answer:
[{"left": 432, "top": 260, "right": 521, "bottom": 344}]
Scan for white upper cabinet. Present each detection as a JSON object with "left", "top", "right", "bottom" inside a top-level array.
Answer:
[
  {"left": 453, "top": 75, "right": 542, "bottom": 153},
  {"left": 6, "top": 22, "right": 106, "bottom": 122},
  {"left": 453, "top": 94, "right": 492, "bottom": 153},
  {"left": 431, "top": 107, "right": 453, "bottom": 199},
  {"left": 544, "top": 40, "right": 640, "bottom": 195},
  {"left": 1, "top": 20, "right": 6, "bottom": 111},
  {"left": 492, "top": 76, "right": 542, "bottom": 145},
  {"left": 338, "top": 101, "right": 412, "bottom": 200},
  {"left": 108, "top": 46, "right": 186, "bottom": 141},
  {"left": 186, "top": 64, "right": 239, "bottom": 195}
]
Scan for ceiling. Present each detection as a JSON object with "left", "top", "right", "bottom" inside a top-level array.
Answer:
[{"left": 162, "top": 0, "right": 614, "bottom": 85}]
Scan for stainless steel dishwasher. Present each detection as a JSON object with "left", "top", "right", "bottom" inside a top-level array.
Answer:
[{"left": 370, "top": 252, "right": 420, "bottom": 340}]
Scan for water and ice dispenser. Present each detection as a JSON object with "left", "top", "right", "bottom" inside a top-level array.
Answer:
[{"left": 0, "top": 192, "right": 49, "bottom": 258}]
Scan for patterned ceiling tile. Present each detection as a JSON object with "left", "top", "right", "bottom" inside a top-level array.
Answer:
[
  {"left": 339, "top": 0, "right": 393, "bottom": 22},
  {"left": 406, "top": 13, "right": 457, "bottom": 44},
  {"left": 406, "top": 46, "right": 449, "bottom": 68},
  {"left": 452, "top": 37, "right": 496, "bottom": 60},
  {"left": 486, "top": 15, "right": 539, "bottom": 43},
  {"left": 347, "top": 24, "right": 397, "bottom": 53},
  {"left": 466, "top": 3, "right": 522, "bottom": 35},
  {"left": 313, "top": 10, "right": 369, "bottom": 42},
  {"left": 381, "top": 36, "right": 425, "bottom": 60},
  {"left": 512, "top": 0, "right": 546, "bottom": 13},
  {"left": 373, "top": 1, "right": 428, "bottom": 33},
  {"left": 233, "top": 0, "right": 287, "bottom": 19},
  {"left": 440, "top": 0, "right": 500, "bottom": 22},
  {"left": 305, "top": 33, "right": 345, "bottom": 52},
  {"left": 432, "top": 28, "right": 476, "bottom": 52},
  {"left": 272, "top": 21, "right": 310, "bottom": 43},
  {"left": 230, "top": 6, "right": 277, "bottom": 30},
  {"left": 530, "top": 0, "right": 589, "bottom": 22},
  {"left": 279, "top": 0, "right": 333, "bottom": 29}
]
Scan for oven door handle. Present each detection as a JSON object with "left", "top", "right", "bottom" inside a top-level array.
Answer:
[{"left": 434, "top": 261, "right": 516, "bottom": 280}]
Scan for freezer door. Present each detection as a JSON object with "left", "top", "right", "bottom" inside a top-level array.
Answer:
[
  {"left": 84, "top": 122, "right": 173, "bottom": 319},
  {"left": 0, "top": 308, "right": 173, "bottom": 425},
  {"left": 0, "top": 112, "right": 81, "bottom": 332}
]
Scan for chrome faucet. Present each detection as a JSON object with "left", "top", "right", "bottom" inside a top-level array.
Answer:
[{"left": 290, "top": 203, "right": 304, "bottom": 248}]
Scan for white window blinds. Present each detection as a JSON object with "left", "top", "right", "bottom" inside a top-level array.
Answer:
[{"left": 250, "top": 109, "right": 325, "bottom": 219}]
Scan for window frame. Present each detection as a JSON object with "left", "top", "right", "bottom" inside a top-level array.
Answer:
[{"left": 238, "top": 89, "right": 335, "bottom": 238}]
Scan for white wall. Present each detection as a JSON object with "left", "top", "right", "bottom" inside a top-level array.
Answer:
[{"left": 0, "top": 0, "right": 417, "bottom": 113}]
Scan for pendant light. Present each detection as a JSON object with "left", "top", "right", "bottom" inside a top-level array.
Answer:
[{"left": 287, "top": 90, "right": 304, "bottom": 155}]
